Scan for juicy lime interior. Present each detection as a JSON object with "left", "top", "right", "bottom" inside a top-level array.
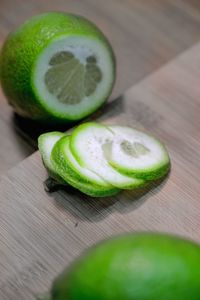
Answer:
[
  {"left": 120, "top": 140, "right": 150, "bottom": 158},
  {"left": 34, "top": 36, "right": 114, "bottom": 119},
  {"left": 45, "top": 51, "right": 102, "bottom": 104}
]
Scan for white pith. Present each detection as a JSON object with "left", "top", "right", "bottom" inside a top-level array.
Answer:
[
  {"left": 33, "top": 36, "right": 113, "bottom": 118},
  {"left": 40, "top": 133, "right": 64, "bottom": 169},
  {"left": 72, "top": 124, "right": 142, "bottom": 187},
  {"left": 110, "top": 126, "right": 168, "bottom": 171},
  {"left": 63, "top": 138, "right": 112, "bottom": 187}
]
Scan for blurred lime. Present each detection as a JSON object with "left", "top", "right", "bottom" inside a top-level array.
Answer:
[
  {"left": 47, "top": 233, "right": 200, "bottom": 300},
  {"left": 0, "top": 12, "right": 115, "bottom": 123}
]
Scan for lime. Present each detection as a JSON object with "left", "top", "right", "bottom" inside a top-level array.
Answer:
[
  {"left": 107, "top": 125, "right": 170, "bottom": 180},
  {"left": 69, "top": 122, "right": 145, "bottom": 189},
  {"left": 51, "top": 135, "right": 120, "bottom": 197},
  {"left": 45, "top": 233, "right": 200, "bottom": 300},
  {"left": 38, "top": 131, "right": 66, "bottom": 182},
  {"left": 0, "top": 12, "right": 116, "bottom": 123}
]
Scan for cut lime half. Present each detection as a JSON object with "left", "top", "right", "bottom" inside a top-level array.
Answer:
[
  {"left": 34, "top": 36, "right": 115, "bottom": 120},
  {"left": 0, "top": 12, "right": 116, "bottom": 123}
]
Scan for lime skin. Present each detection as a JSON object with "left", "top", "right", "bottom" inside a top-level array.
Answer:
[{"left": 50, "top": 232, "right": 200, "bottom": 300}]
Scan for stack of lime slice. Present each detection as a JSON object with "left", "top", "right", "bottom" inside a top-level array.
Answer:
[{"left": 38, "top": 122, "right": 170, "bottom": 197}]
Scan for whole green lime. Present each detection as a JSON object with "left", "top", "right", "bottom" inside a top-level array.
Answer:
[
  {"left": 0, "top": 12, "right": 115, "bottom": 124},
  {"left": 47, "top": 233, "right": 200, "bottom": 300}
]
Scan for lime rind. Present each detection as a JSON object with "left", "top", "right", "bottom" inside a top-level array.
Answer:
[
  {"left": 53, "top": 136, "right": 116, "bottom": 188},
  {"left": 51, "top": 136, "right": 120, "bottom": 197},
  {"left": 109, "top": 156, "right": 170, "bottom": 181},
  {"left": 70, "top": 122, "right": 145, "bottom": 189},
  {"left": 38, "top": 131, "right": 65, "bottom": 182},
  {"left": 69, "top": 122, "right": 111, "bottom": 166}
]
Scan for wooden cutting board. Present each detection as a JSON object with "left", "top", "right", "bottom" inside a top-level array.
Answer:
[{"left": 1, "top": 42, "right": 200, "bottom": 300}]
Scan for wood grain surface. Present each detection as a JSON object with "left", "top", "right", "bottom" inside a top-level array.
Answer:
[
  {"left": 1, "top": 42, "right": 200, "bottom": 299},
  {"left": 1, "top": 0, "right": 200, "bottom": 175}
]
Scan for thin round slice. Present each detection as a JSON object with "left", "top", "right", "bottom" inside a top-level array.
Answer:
[
  {"left": 0, "top": 12, "right": 115, "bottom": 123},
  {"left": 70, "top": 122, "right": 144, "bottom": 189},
  {"left": 51, "top": 136, "right": 120, "bottom": 197},
  {"left": 38, "top": 131, "right": 65, "bottom": 181},
  {"left": 109, "top": 125, "right": 170, "bottom": 180}
]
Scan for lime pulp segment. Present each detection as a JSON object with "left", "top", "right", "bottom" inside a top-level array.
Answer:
[{"left": 45, "top": 51, "right": 102, "bottom": 104}]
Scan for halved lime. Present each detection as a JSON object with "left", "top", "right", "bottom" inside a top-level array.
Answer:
[{"left": 0, "top": 12, "right": 116, "bottom": 123}]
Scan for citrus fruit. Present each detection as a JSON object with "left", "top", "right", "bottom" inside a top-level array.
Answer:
[
  {"left": 70, "top": 122, "right": 145, "bottom": 189},
  {"left": 44, "top": 233, "right": 200, "bottom": 300},
  {"left": 0, "top": 12, "right": 116, "bottom": 123},
  {"left": 108, "top": 125, "right": 170, "bottom": 180},
  {"left": 38, "top": 122, "right": 170, "bottom": 196},
  {"left": 38, "top": 131, "right": 66, "bottom": 182},
  {"left": 51, "top": 135, "right": 120, "bottom": 197}
]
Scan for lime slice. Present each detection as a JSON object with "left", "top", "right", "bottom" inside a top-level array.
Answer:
[
  {"left": 108, "top": 126, "right": 170, "bottom": 180},
  {"left": 38, "top": 122, "right": 170, "bottom": 196},
  {"left": 0, "top": 12, "right": 116, "bottom": 123},
  {"left": 51, "top": 136, "right": 120, "bottom": 197},
  {"left": 38, "top": 131, "right": 65, "bottom": 182},
  {"left": 70, "top": 122, "right": 144, "bottom": 189}
]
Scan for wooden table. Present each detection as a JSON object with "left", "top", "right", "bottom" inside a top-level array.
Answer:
[
  {"left": 1, "top": 0, "right": 200, "bottom": 175},
  {"left": 1, "top": 41, "right": 200, "bottom": 299}
]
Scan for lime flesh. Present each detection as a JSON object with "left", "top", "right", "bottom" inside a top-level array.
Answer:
[{"left": 45, "top": 52, "right": 102, "bottom": 104}]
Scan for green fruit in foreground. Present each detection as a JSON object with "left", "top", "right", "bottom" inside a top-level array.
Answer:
[
  {"left": 0, "top": 12, "right": 115, "bottom": 123},
  {"left": 47, "top": 233, "right": 200, "bottom": 300}
]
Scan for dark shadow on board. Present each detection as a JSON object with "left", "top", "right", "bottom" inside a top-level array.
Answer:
[
  {"left": 12, "top": 113, "right": 77, "bottom": 148},
  {"left": 11, "top": 94, "right": 124, "bottom": 148},
  {"left": 45, "top": 173, "right": 170, "bottom": 224}
]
